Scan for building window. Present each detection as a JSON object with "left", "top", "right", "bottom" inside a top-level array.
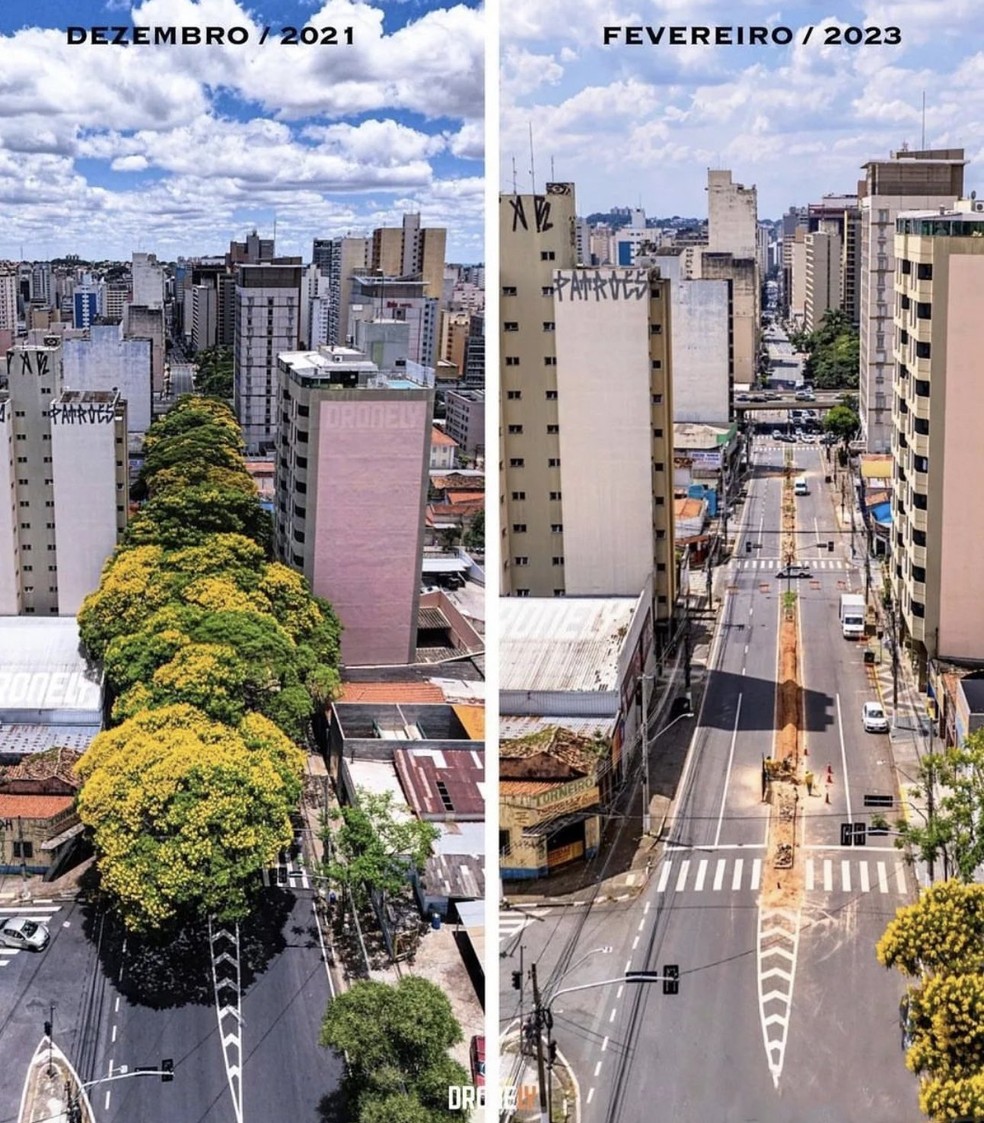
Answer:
[
  {"left": 512, "top": 524, "right": 527, "bottom": 533},
  {"left": 507, "top": 389, "right": 522, "bottom": 399},
  {"left": 550, "top": 523, "right": 563, "bottom": 533},
  {"left": 547, "top": 457, "right": 560, "bottom": 467},
  {"left": 917, "top": 262, "right": 933, "bottom": 281},
  {"left": 654, "top": 462, "right": 665, "bottom": 472},
  {"left": 545, "top": 389, "right": 558, "bottom": 399},
  {"left": 912, "top": 565, "right": 927, "bottom": 584},
  {"left": 502, "top": 285, "right": 517, "bottom": 296},
  {"left": 542, "top": 322, "right": 555, "bottom": 332},
  {"left": 546, "top": 424, "right": 559, "bottom": 434},
  {"left": 915, "top": 340, "right": 931, "bottom": 359},
  {"left": 652, "top": 393, "right": 663, "bottom": 404},
  {"left": 12, "top": 841, "right": 33, "bottom": 859},
  {"left": 508, "top": 424, "right": 523, "bottom": 434},
  {"left": 650, "top": 287, "right": 661, "bottom": 298},
  {"left": 553, "top": 588, "right": 565, "bottom": 596},
  {"left": 514, "top": 556, "right": 529, "bottom": 566},
  {"left": 653, "top": 428, "right": 663, "bottom": 438},
  {"left": 509, "top": 458, "right": 525, "bottom": 468},
  {"left": 511, "top": 491, "right": 526, "bottom": 501},
  {"left": 516, "top": 589, "right": 531, "bottom": 597},
  {"left": 541, "top": 286, "right": 554, "bottom": 296},
  {"left": 505, "top": 357, "right": 520, "bottom": 366},
  {"left": 916, "top": 302, "right": 932, "bottom": 320},
  {"left": 504, "top": 322, "right": 519, "bottom": 332},
  {"left": 549, "top": 491, "right": 562, "bottom": 501},
  {"left": 540, "top": 251, "right": 556, "bottom": 261},
  {"left": 552, "top": 556, "right": 564, "bottom": 565},
  {"left": 650, "top": 324, "right": 662, "bottom": 335},
  {"left": 651, "top": 359, "right": 662, "bottom": 369}
]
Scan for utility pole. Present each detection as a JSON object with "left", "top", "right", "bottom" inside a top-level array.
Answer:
[
  {"left": 530, "top": 963, "right": 549, "bottom": 1123},
  {"left": 641, "top": 674, "right": 651, "bottom": 835}
]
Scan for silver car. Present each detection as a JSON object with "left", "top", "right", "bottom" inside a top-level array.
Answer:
[
  {"left": 0, "top": 917, "right": 50, "bottom": 951},
  {"left": 862, "top": 701, "right": 890, "bottom": 734}
]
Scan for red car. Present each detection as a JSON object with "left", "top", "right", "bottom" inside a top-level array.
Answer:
[{"left": 470, "top": 1034, "right": 485, "bottom": 1087}]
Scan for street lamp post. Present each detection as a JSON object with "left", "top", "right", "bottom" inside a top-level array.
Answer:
[{"left": 641, "top": 696, "right": 694, "bottom": 836}]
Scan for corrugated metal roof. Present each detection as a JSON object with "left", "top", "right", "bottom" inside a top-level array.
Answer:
[
  {"left": 500, "top": 597, "right": 640, "bottom": 694},
  {"left": 499, "top": 715, "right": 615, "bottom": 739}
]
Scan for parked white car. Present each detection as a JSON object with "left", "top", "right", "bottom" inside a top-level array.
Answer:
[
  {"left": 0, "top": 917, "right": 50, "bottom": 951},
  {"left": 862, "top": 701, "right": 890, "bottom": 733}
]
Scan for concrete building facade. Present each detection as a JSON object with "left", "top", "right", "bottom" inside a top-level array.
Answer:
[
  {"left": 234, "top": 263, "right": 302, "bottom": 454},
  {"left": 707, "top": 169, "right": 758, "bottom": 259},
  {"left": 859, "top": 147, "right": 965, "bottom": 453},
  {"left": 0, "top": 344, "right": 127, "bottom": 616},
  {"left": 274, "top": 348, "right": 433, "bottom": 666},
  {"left": 891, "top": 205, "right": 984, "bottom": 673},
  {"left": 61, "top": 325, "right": 152, "bottom": 434},
  {"left": 804, "top": 225, "right": 843, "bottom": 332},
  {"left": 444, "top": 388, "right": 485, "bottom": 455}
]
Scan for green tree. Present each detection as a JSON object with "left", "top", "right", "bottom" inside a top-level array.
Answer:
[
  {"left": 320, "top": 976, "right": 465, "bottom": 1121},
  {"left": 194, "top": 346, "right": 234, "bottom": 400},
  {"left": 822, "top": 404, "right": 859, "bottom": 450},
  {"left": 906, "top": 974, "right": 984, "bottom": 1080},
  {"left": 894, "top": 736, "right": 984, "bottom": 881},
  {"left": 77, "top": 705, "right": 304, "bottom": 931},
  {"left": 123, "top": 483, "right": 271, "bottom": 552},
  {"left": 921, "top": 1071, "right": 984, "bottom": 1122},
  {"left": 326, "top": 790, "right": 439, "bottom": 911},
  {"left": 463, "top": 509, "right": 484, "bottom": 552}
]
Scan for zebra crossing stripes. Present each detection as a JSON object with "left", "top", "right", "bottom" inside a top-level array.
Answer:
[
  {"left": 735, "top": 557, "right": 847, "bottom": 571},
  {"left": 654, "top": 855, "right": 908, "bottom": 896}
]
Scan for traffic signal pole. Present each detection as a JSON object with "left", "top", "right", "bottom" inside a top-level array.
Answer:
[{"left": 530, "top": 963, "right": 549, "bottom": 1123}]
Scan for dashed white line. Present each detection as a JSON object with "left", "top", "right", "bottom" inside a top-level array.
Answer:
[
  {"left": 104, "top": 1091, "right": 111, "bottom": 1111},
  {"left": 114, "top": 996, "right": 120, "bottom": 1014},
  {"left": 616, "top": 985, "right": 624, "bottom": 999},
  {"left": 111, "top": 1024, "right": 117, "bottom": 1043},
  {"left": 601, "top": 1035, "right": 609, "bottom": 1052},
  {"left": 644, "top": 900, "right": 651, "bottom": 915},
  {"left": 594, "top": 1060, "right": 602, "bottom": 1077},
  {"left": 609, "top": 1007, "right": 617, "bottom": 1023},
  {"left": 637, "top": 917, "right": 646, "bottom": 932},
  {"left": 624, "top": 959, "right": 631, "bottom": 974},
  {"left": 732, "top": 858, "right": 744, "bottom": 890},
  {"left": 715, "top": 693, "right": 744, "bottom": 847},
  {"left": 632, "top": 936, "right": 640, "bottom": 950},
  {"left": 587, "top": 1088, "right": 595, "bottom": 1104}
]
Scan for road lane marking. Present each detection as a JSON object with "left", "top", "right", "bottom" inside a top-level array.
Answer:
[
  {"left": 644, "top": 900, "right": 651, "bottom": 914},
  {"left": 587, "top": 1088, "right": 595, "bottom": 1104},
  {"left": 675, "top": 860, "right": 690, "bottom": 891},
  {"left": 594, "top": 1061, "right": 602, "bottom": 1077},
  {"left": 835, "top": 693, "right": 853, "bottom": 821},
  {"left": 878, "top": 862, "right": 889, "bottom": 893},
  {"left": 111, "top": 1024, "right": 117, "bottom": 1043},
  {"left": 694, "top": 859, "right": 708, "bottom": 891},
  {"left": 617, "top": 985, "right": 624, "bottom": 999},
  {"left": 757, "top": 908, "right": 801, "bottom": 1089},
  {"left": 751, "top": 859, "right": 762, "bottom": 890},
  {"left": 114, "top": 997, "right": 120, "bottom": 1014},
  {"left": 732, "top": 858, "right": 744, "bottom": 890},
  {"left": 105, "top": 1092, "right": 110, "bottom": 1111},
  {"left": 714, "top": 693, "right": 744, "bottom": 847},
  {"left": 841, "top": 861, "right": 851, "bottom": 893},
  {"left": 601, "top": 1036, "right": 609, "bottom": 1052},
  {"left": 860, "top": 862, "right": 870, "bottom": 892},
  {"left": 713, "top": 859, "right": 726, "bottom": 891},
  {"left": 624, "top": 960, "right": 631, "bottom": 973},
  {"left": 609, "top": 1007, "right": 617, "bottom": 1022},
  {"left": 823, "top": 860, "right": 832, "bottom": 892},
  {"left": 806, "top": 860, "right": 815, "bottom": 891},
  {"left": 637, "top": 917, "right": 645, "bottom": 931},
  {"left": 656, "top": 862, "right": 672, "bottom": 893},
  {"left": 896, "top": 864, "right": 907, "bottom": 893},
  {"left": 632, "top": 936, "right": 639, "bottom": 950}
]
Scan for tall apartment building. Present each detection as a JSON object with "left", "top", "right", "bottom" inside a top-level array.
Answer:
[
  {"left": 0, "top": 344, "right": 127, "bottom": 616},
  {"left": 234, "top": 263, "right": 302, "bottom": 454},
  {"left": 0, "top": 271, "right": 17, "bottom": 331},
  {"left": 322, "top": 236, "right": 370, "bottom": 346},
  {"left": 228, "top": 230, "right": 275, "bottom": 266},
  {"left": 123, "top": 304, "right": 166, "bottom": 394},
  {"left": 30, "top": 263, "right": 52, "bottom": 308},
  {"left": 804, "top": 225, "right": 843, "bottom": 331},
  {"left": 191, "top": 283, "right": 218, "bottom": 352},
  {"left": 859, "top": 147, "right": 965, "bottom": 453},
  {"left": 707, "top": 169, "right": 758, "bottom": 259},
  {"left": 500, "top": 183, "right": 676, "bottom": 613},
  {"left": 73, "top": 285, "right": 99, "bottom": 329},
  {"left": 891, "top": 204, "right": 984, "bottom": 675},
  {"left": 131, "top": 252, "right": 164, "bottom": 307},
  {"left": 274, "top": 347, "right": 433, "bottom": 666},
  {"left": 780, "top": 205, "right": 808, "bottom": 317},
  {"left": 463, "top": 314, "right": 484, "bottom": 387},
  {"left": 348, "top": 276, "right": 438, "bottom": 367},
  {"left": 371, "top": 213, "right": 446, "bottom": 300}
]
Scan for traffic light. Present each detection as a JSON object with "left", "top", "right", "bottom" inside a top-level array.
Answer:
[
  {"left": 662, "top": 965, "right": 679, "bottom": 995},
  {"left": 44, "top": 1020, "right": 52, "bottom": 1038},
  {"left": 511, "top": 971, "right": 522, "bottom": 990},
  {"left": 547, "top": 1041, "right": 557, "bottom": 1067},
  {"left": 828, "top": 541, "right": 834, "bottom": 552},
  {"left": 840, "top": 822, "right": 853, "bottom": 847},
  {"left": 161, "top": 1059, "right": 174, "bottom": 1083},
  {"left": 745, "top": 540, "right": 752, "bottom": 553}
]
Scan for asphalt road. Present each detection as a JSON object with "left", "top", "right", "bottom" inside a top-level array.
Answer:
[
  {"left": 0, "top": 890, "right": 344, "bottom": 1123},
  {"left": 501, "top": 435, "right": 917, "bottom": 1123}
]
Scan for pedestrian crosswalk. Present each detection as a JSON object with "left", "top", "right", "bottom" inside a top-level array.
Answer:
[
  {"left": 499, "top": 906, "right": 551, "bottom": 944},
  {"left": 0, "top": 902, "right": 62, "bottom": 965},
  {"left": 734, "top": 557, "right": 848, "bottom": 571},
  {"left": 262, "top": 848, "right": 310, "bottom": 890},
  {"left": 654, "top": 854, "right": 909, "bottom": 897}
]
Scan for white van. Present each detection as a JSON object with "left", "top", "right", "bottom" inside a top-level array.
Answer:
[{"left": 794, "top": 476, "right": 809, "bottom": 496}]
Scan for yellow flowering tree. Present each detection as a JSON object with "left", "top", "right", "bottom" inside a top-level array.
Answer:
[
  {"left": 907, "top": 974, "right": 984, "bottom": 1080},
  {"left": 877, "top": 880, "right": 984, "bottom": 978},
  {"left": 920, "top": 1071, "right": 984, "bottom": 1121},
  {"left": 77, "top": 705, "right": 304, "bottom": 931}
]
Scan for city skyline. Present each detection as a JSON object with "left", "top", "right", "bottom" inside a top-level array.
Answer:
[
  {"left": 0, "top": 0, "right": 484, "bottom": 262},
  {"left": 501, "top": 0, "right": 983, "bottom": 217}
]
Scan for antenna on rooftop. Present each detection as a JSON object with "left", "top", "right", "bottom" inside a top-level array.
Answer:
[{"left": 528, "top": 122, "right": 536, "bottom": 193}]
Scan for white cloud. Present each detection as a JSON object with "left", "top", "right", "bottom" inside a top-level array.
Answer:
[{"left": 111, "top": 155, "right": 151, "bottom": 171}]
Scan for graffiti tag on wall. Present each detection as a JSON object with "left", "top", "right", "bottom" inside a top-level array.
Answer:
[{"left": 554, "top": 268, "right": 651, "bottom": 302}]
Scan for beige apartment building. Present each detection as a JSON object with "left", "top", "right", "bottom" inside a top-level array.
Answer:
[
  {"left": 859, "top": 147, "right": 965, "bottom": 453},
  {"left": 500, "top": 183, "right": 675, "bottom": 616},
  {"left": 804, "top": 225, "right": 843, "bottom": 331},
  {"left": 891, "top": 204, "right": 984, "bottom": 675},
  {"left": 371, "top": 214, "right": 447, "bottom": 301}
]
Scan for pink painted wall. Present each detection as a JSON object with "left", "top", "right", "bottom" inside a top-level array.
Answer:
[
  {"left": 312, "top": 395, "right": 429, "bottom": 666},
  {"left": 938, "top": 254, "right": 984, "bottom": 659}
]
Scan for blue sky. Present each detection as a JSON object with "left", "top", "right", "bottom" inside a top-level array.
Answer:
[
  {"left": 501, "top": 0, "right": 984, "bottom": 220},
  {"left": 0, "top": 0, "right": 484, "bottom": 261}
]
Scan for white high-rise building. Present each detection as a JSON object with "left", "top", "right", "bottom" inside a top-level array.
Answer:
[
  {"left": 131, "top": 252, "right": 164, "bottom": 308},
  {"left": 0, "top": 271, "right": 17, "bottom": 331}
]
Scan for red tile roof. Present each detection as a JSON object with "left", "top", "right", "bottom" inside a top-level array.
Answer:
[
  {"left": 0, "top": 794, "right": 74, "bottom": 820},
  {"left": 337, "top": 681, "right": 445, "bottom": 703},
  {"left": 431, "top": 427, "right": 458, "bottom": 446}
]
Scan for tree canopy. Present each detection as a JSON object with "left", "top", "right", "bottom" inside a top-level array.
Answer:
[
  {"left": 193, "top": 346, "right": 234, "bottom": 401},
  {"left": 77, "top": 705, "right": 304, "bottom": 931},
  {"left": 320, "top": 976, "right": 467, "bottom": 1122},
  {"left": 790, "top": 308, "right": 859, "bottom": 390}
]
